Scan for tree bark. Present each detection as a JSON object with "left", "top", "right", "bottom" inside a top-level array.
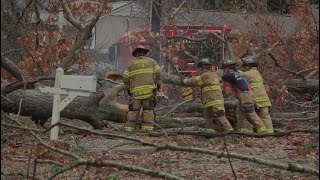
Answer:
[
  {"left": 1, "top": 88, "right": 127, "bottom": 129},
  {"left": 1, "top": 57, "right": 25, "bottom": 80},
  {"left": 283, "top": 79, "right": 319, "bottom": 92}
]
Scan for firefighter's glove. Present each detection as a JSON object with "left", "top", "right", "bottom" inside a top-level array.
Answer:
[
  {"left": 180, "top": 77, "right": 186, "bottom": 85},
  {"left": 126, "top": 90, "right": 132, "bottom": 97}
]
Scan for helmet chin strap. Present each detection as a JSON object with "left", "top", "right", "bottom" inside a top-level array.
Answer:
[{"left": 136, "top": 52, "right": 147, "bottom": 57}]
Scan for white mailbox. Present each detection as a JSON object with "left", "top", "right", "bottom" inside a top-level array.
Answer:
[
  {"left": 39, "top": 67, "right": 97, "bottom": 141},
  {"left": 60, "top": 75, "right": 96, "bottom": 92}
]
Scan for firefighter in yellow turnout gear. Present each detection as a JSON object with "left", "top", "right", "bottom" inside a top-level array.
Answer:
[
  {"left": 182, "top": 58, "right": 233, "bottom": 132},
  {"left": 241, "top": 57, "right": 274, "bottom": 133},
  {"left": 123, "top": 45, "right": 161, "bottom": 132},
  {"left": 221, "top": 60, "right": 268, "bottom": 134}
]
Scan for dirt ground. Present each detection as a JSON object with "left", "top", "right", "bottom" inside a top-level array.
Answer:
[{"left": 1, "top": 115, "right": 319, "bottom": 180}]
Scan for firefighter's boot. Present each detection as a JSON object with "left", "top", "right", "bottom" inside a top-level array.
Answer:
[
  {"left": 141, "top": 109, "right": 155, "bottom": 132},
  {"left": 124, "top": 110, "right": 139, "bottom": 132},
  {"left": 238, "top": 92, "right": 266, "bottom": 133},
  {"left": 257, "top": 107, "right": 274, "bottom": 133},
  {"left": 236, "top": 105, "right": 253, "bottom": 133},
  {"left": 216, "top": 116, "right": 234, "bottom": 132},
  {"left": 244, "top": 111, "right": 267, "bottom": 133}
]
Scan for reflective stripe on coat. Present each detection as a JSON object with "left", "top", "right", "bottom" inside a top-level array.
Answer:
[
  {"left": 243, "top": 68, "right": 271, "bottom": 107},
  {"left": 183, "top": 71, "right": 225, "bottom": 110},
  {"left": 123, "top": 56, "right": 161, "bottom": 99}
]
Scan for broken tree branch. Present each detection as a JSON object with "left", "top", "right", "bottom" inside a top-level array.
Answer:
[
  {"left": 248, "top": 41, "right": 280, "bottom": 60},
  {"left": 46, "top": 122, "right": 320, "bottom": 176},
  {"left": 146, "top": 127, "right": 319, "bottom": 138},
  {"left": 168, "top": 0, "right": 187, "bottom": 19},
  {"left": 268, "top": 52, "right": 306, "bottom": 80},
  {"left": 306, "top": 68, "right": 319, "bottom": 79},
  {"left": 46, "top": 160, "right": 183, "bottom": 180},
  {"left": 180, "top": 44, "right": 200, "bottom": 63},
  {"left": 297, "top": 67, "right": 319, "bottom": 75},
  {"left": 59, "top": 0, "right": 108, "bottom": 70},
  {"left": 3, "top": 110, "right": 319, "bottom": 176},
  {"left": 225, "top": 38, "right": 236, "bottom": 60},
  {"left": 1, "top": 57, "right": 24, "bottom": 80},
  {"left": 223, "top": 137, "right": 238, "bottom": 180},
  {"left": 209, "top": 32, "right": 235, "bottom": 60},
  {"left": 1, "top": 110, "right": 81, "bottom": 160},
  {"left": 59, "top": 0, "right": 85, "bottom": 31}
]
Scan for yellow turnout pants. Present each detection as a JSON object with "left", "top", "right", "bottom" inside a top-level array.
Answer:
[
  {"left": 124, "top": 97, "right": 155, "bottom": 132},
  {"left": 203, "top": 106, "right": 234, "bottom": 132},
  {"left": 256, "top": 106, "right": 273, "bottom": 133},
  {"left": 236, "top": 92, "right": 267, "bottom": 133}
]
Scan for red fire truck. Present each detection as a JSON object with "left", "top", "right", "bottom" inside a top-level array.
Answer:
[{"left": 109, "top": 24, "right": 231, "bottom": 101}]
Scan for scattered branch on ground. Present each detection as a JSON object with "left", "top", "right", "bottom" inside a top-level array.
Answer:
[
  {"left": 223, "top": 137, "right": 238, "bottom": 180},
  {"left": 5, "top": 117, "right": 318, "bottom": 176},
  {"left": 146, "top": 127, "right": 319, "bottom": 138},
  {"left": 46, "top": 160, "right": 184, "bottom": 180}
]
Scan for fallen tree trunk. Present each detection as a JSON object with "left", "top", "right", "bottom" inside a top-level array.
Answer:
[
  {"left": 157, "top": 113, "right": 319, "bottom": 129},
  {"left": 0, "top": 73, "right": 183, "bottom": 129},
  {"left": 0, "top": 71, "right": 178, "bottom": 128},
  {"left": 1, "top": 73, "right": 318, "bottom": 129},
  {"left": 0, "top": 88, "right": 238, "bottom": 129},
  {"left": 1, "top": 88, "right": 127, "bottom": 129},
  {"left": 3, "top": 85, "right": 317, "bottom": 130},
  {"left": 284, "top": 79, "right": 319, "bottom": 92}
]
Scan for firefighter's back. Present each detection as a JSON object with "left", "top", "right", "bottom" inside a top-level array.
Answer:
[
  {"left": 200, "top": 71, "right": 224, "bottom": 109},
  {"left": 126, "top": 56, "right": 158, "bottom": 99},
  {"left": 243, "top": 68, "right": 271, "bottom": 108}
]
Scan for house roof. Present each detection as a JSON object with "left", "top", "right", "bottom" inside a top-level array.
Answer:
[
  {"left": 166, "top": 6, "right": 319, "bottom": 36},
  {"left": 104, "top": 1, "right": 148, "bottom": 18},
  {"left": 31, "top": 1, "right": 148, "bottom": 26}
]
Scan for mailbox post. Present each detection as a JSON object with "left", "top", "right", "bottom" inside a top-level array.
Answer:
[{"left": 39, "top": 67, "right": 97, "bottom": 140}]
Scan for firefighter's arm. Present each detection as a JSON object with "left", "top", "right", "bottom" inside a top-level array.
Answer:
[
  {"left": 240, "top": 70, "right": 249, "bottom": 79},
  {"left": 182, "top": 76, "right": 202, "bottom": 86},
  {"left": 123, "top": 69, "right": 130, "bottom": 91},
  {"left": 221, "top": 74, "right": 235, "bottom": 98},
  {"left": 154, "top": 63, "right": 162, "bottom": 90}
]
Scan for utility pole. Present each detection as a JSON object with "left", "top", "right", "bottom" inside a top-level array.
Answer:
[
  {"left": 151, "top": 0, "right": 161, "bottom": 33},
  {"left": 150, "top": 0, "right": 162, "bottom": 63}
]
